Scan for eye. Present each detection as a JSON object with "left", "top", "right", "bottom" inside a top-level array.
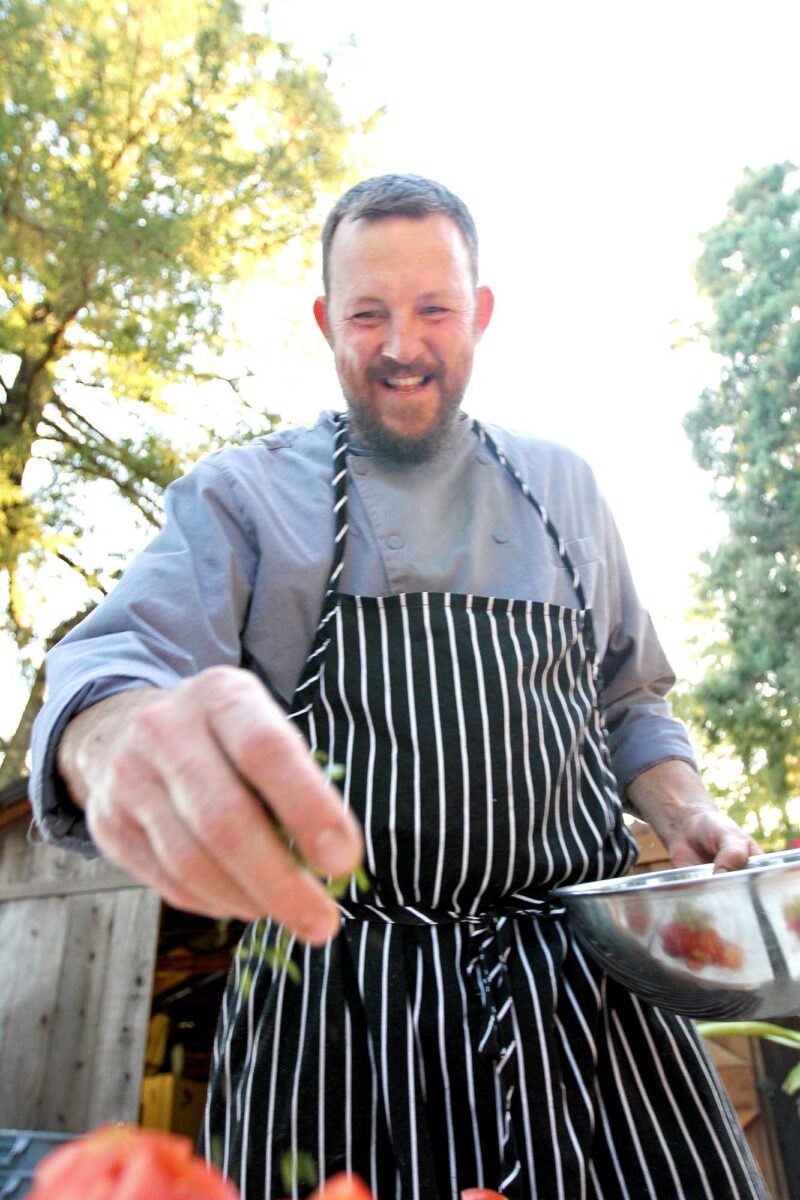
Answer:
[
  {"left": 420, "top": 305, "right": 448, "bottom": 317},
  {"left": 350, "top": 310, "right": 385, "bottom": 325}
]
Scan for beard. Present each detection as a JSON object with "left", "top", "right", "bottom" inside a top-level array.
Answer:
[{"left": 342, "top": 356, "right": 468, "bottom": 465}]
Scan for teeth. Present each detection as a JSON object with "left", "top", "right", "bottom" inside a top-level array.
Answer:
[{"left": 385, "top": 376, "right": 426, "bottom": 389}]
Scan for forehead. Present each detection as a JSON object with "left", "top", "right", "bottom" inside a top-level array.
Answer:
[{"left": 326, "top": 213, "right": 474, "bottom": 302}]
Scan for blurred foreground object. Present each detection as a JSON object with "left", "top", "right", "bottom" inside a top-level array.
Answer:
[
  {"left": 23, "top": 1124, "right": 381, "bottom": 1200},
  {"left": 26, "top": 1124, "right": 237, "bottom": 1200},
  {"left": 23, "top": 1123, "right": 505, "bottom": 1200}
]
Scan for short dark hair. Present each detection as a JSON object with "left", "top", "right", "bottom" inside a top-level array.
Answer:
[{"left": 321, "top": 174, "right": 479, "bottom": 293}]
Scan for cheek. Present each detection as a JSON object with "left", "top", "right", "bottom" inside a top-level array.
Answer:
[
  {"left": 336, "top": 332, "right": 386, "bottom": 383},
  {"left": 335, "top": 343, "right": 368, "bottom": 379}
]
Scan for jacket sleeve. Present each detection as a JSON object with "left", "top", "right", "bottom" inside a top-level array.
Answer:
[
  {"left": 28, "top": 456, "right": 259, "bottom": 855},
  {"left": 594, "top": 494, "right": 697, "bottom": 795}
]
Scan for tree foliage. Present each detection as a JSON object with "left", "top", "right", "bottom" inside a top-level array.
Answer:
[
  {"left": 682, "top": 162, "right": 800, "bottom": 845},
  {"left": 0, "top": 0, "right": 369, "bottom": 780}
]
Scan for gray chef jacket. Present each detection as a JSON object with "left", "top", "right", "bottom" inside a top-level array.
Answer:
[{"left": 29, "top": 409, "right": 694, "bottom": 853}]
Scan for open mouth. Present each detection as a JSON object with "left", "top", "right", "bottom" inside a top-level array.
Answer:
[{"left": 381, "top": 374, "right": 435, "bottom": 393}]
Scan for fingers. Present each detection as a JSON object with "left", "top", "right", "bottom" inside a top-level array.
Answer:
[
  {"left": 682, "top": 810, "right": 760, "bottom": 873},
  {"left": 711, "top": 827, "right": 763, "bottom": 873},
  {"left": 668, "top": 810, "right": 761, "bottom": 873},
  {"left": 88, "top": 786, "right": 252, "bottom": 920},
  {"left": 197, "top": 668, "right": 363, "bottom": 878},
  {"left": 81, "top": 667, "right": 363, "bottom": 943}
]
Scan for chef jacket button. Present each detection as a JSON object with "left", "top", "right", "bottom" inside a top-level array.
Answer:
[
  {"left": 350, "top": 459, "right": 369, "bottom": 475},
  {"left": 386, "top": 534, "right": 404, "bottom": 549},
  {"left": 476, "top": 452, "right": 490, "bottom": 464},
  {"left": 492, "top": 529, "right": 509, "bottom": 544}
]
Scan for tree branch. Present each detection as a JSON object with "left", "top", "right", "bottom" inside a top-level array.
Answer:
[
  {"left": 52, "top": 396, "right": 113, "bottom": 445},
  {"left": 35, "top": 420, "right": 165, "bottom": 528},
  {"left": 54, "top": 551, "right": 109, "bottom": 596}
]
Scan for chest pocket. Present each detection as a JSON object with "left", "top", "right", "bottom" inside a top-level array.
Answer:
[{"left": 557, "top": 536, "right": 601, "bottom": 567}]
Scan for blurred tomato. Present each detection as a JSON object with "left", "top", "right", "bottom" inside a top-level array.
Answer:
[
  {"left": 307, "top": 1174, "right": 374, "bottom": 1199},
  {"left": 27, "top": 1124, "right": 238, "bottom": 1200}
]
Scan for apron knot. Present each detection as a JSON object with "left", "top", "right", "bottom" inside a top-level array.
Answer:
[{"left": 335, "top": 891, "right": 567, "bottom": 927}]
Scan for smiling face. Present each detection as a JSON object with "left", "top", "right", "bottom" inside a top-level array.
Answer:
[{"left": 314, "top": 214, "right": 494, "bottom": 462}]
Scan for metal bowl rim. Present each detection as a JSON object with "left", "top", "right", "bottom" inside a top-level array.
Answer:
[{"left": 553, "top": 847, "right": 800, "bottom": 900}]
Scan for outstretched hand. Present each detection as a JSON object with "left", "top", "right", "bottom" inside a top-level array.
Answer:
[{"left": 56, "top": 666, "right": 364, "bottom": 943}]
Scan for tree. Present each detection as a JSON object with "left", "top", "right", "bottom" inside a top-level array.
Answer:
[
  {"left": 0, "top": 0, "right": 369, "bottom": 782},
  {"left": 682, "top": 161, "right": 800, "bottom": 846}
]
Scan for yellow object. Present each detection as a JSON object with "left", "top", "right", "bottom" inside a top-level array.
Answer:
[
  {"left": 144, "top": 1012, "right": 171, "bottom": 1072},
  {"left": 140, "top": 1072, "right": 208, "bottom": 1139}
]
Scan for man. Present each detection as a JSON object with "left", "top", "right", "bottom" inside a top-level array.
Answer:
[{"left": 31, "top": 175, "right": 767, "bottom": 1199}]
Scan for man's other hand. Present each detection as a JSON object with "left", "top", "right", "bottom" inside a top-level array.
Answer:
[{"left": 626, "top": 758, "right": 761, "bottom": 874}]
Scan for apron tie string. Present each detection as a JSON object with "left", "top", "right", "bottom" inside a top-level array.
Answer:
[{"left": 337, "top": 891, "right": 567, "bottom": 1194}]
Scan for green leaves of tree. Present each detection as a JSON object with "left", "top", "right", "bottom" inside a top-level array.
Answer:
[
  {"left": 682, "top": 163, "right": 800, "bottom": 844},
  {"left": 0, "top": 0, "right": 369, "bottom": 782},
  {"left": 0, "top": 0, "right": 360, "bottom": 596}
]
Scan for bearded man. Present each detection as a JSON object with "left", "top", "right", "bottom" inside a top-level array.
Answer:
[{"left": 31, "top": 175, "right": 767, "bottom": 1200}]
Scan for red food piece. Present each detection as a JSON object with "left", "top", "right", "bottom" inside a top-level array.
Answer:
[
  {"left": 783, "top": 896, "right": 800, "bottom": 938},
  {"left": 27, "top": 1124, "right": 239, "bottom": 1200},
  {"left": 661, "top": 920, "right": 744, "bottom": 972},
  {"left": 461, "top": 1190, "right": 507, "bottom": 1199},
  {"left": 308, "top": 1174, "right": 375, "bottom": 1199}
]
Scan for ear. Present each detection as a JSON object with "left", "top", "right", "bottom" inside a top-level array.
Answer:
[
  {"left": 474, "top": 285, "right": 495, "bottom": 340},
  {"left": 313, "top": 296, "right": 332, "bottom": 343}
]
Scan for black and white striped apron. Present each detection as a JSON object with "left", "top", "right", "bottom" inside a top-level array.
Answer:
[{"left": 204, "top": 415, "right": 767, "bottom": 1200}]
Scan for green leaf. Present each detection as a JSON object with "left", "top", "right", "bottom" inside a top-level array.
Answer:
[
  {"left": 782, "top": 1061, "right": 800, "bottom": 1095},
  {"left": 280, "top": 1149, "right": 318, "bottom": 1194},
  {"left": 697, "top": 1020, "right": 800, "bottom": 1049}
]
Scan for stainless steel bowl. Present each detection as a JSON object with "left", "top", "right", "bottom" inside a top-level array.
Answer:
[{"left": 554, "top": 849, "right": 800, "bottom": 1019}]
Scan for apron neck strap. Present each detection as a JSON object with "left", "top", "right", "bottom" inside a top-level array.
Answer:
[
  {"left": 473, "top": 419, "right": 589, "bottom": 612},
  {"left": 314, "top": 411, "right": 350, "bottom": 619},
  {"left": 327, "top": 412, "right": 588, "bottom": 611}
]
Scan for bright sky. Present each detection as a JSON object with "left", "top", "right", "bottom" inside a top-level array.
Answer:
[
  {"left": 246, "top": 0, "right": 800, "bottom": 676},
  {"left": 4, "top": 0, "right": 800, "bottom": 741}
]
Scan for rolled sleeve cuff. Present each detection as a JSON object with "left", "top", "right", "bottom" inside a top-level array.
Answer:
[
  {"left": 29, "top": 669, "right": 178, "bottom": 856},
  {"left": 606, "top": 709, "right": 698, "bottom": 797}
]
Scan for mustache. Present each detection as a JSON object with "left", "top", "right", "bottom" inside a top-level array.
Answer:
[{"left": 367, "top": 356, "right": 440, "bottom": 382}]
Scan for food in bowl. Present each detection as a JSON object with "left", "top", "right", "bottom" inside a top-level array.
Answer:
[{"left": 554, "top": 849, "right": 800, "bottom": 1020}]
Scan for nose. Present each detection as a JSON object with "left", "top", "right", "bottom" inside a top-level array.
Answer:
[{"left": 382, "top": 315, "right": 425, "bottom": 364}]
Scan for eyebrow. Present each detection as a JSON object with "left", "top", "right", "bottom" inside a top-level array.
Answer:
[{"left": 347, "top": 291, "right": 451, "bottom": 306}]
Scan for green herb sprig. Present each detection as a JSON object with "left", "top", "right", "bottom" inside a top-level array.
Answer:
[{"left": 235, "top": 753, "right": 368, "bottom": 997}]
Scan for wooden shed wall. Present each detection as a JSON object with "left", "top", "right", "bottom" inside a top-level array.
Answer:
[{"left": 0, "top": 814, "right": 160, "bottom": 1132}]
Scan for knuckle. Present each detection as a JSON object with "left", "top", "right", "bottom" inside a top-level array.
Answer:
[
  {"left": 104, "top": 748, "right": 148, "bottom": 795},
  {"left": 85, "top": 801, "right": 118, "bottom": 849},
  {"left": 236, "top": 723, "right": 283, "bottom": 780},
  {"left": 191, "top": 664, "right": 260, "bottom": 708},
  {"left": 237, "top": 711, "right": 306, "bottom": 785},
  {"left": 128, "top": 701, "right": 178, "bottom": 752},
  {"left": 194, "top": 798, "right": 250, "bottom": 855},
  {"left": 169, "top": 842, "right": 206, "bottom": 885}
]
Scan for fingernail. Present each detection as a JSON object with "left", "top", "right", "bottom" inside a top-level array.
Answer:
[
  {"left": 298, "top": 908, "right": 340, "bottom": 946},
  {"left": 313, "top": 824, "right": 359, "bottom": 876}
]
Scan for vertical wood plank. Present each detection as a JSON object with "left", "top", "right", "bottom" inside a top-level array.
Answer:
[
  {"left": 0, "top": 886, "right": 159, "bottom": 1132},
  {"left": 86, "top": 888, "right": 160, "bottom": 1127},
  {"left": 0, "top": 896, "right": 71, "bottom": 1125}
]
